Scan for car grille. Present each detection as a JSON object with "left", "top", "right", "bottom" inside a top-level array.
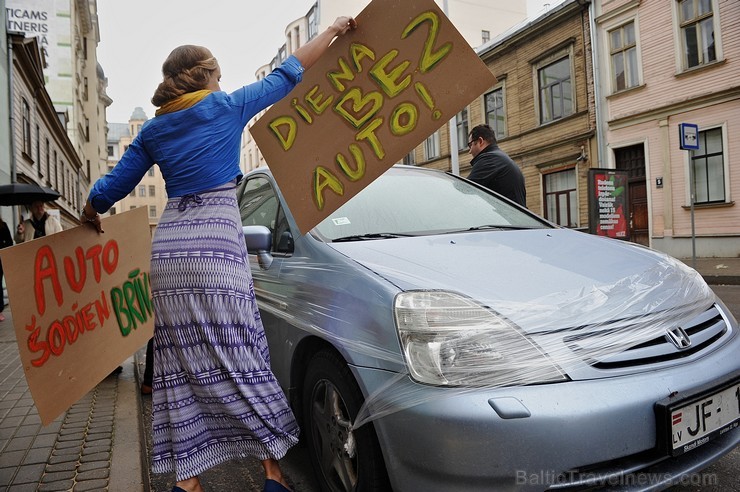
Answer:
[{"left": 564, "top": 304, "right": 728, "bottom": 370}]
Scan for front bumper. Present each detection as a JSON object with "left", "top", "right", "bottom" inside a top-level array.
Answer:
[{"left": 354, "top": 336, "right": 740, "bottom": 491}]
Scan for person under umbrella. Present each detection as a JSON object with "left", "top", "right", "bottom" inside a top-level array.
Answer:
[
  {"left": 0, "top": 216, "right": 13, "bottom": 321},
  {"left": 14, "top": 200, "right": 62, "bottom": 243}
]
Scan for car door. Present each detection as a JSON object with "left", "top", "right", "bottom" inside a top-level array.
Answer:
[{"left": 237, "top": 174, "right": 295, "bottom": 384}]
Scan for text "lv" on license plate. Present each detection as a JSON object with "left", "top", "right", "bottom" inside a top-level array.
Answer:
[{"left": 670, "top": 382, "right": 740, "bottom": 456}]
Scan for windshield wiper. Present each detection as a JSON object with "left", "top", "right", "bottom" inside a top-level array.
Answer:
[
  {"left": 443, "top": 224, "right": 537, "bottom": 234},
  {"left": 332, "top": 232, "right": 415, "bottom": 242}
]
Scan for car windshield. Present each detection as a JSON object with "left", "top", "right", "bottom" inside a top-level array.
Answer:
[{"left": 313, "top": 166, "right": 549, "bottom": 241}]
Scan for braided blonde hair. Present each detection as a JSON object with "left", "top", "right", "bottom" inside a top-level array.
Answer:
[{"left": 151, "top": 45, "right": 219, "bottom": 107}]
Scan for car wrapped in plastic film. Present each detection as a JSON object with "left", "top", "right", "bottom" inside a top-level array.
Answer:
[{"left": 237, "top": 165, "right": 740, "bottom": 492}]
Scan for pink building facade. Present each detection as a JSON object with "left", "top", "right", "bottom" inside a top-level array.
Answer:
[{"left": 593, "top": 0, "right": 740, "bottom": 258}]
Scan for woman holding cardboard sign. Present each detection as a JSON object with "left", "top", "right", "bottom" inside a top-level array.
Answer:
[{"left": 82, "top": 16, "right": 356, "bottom": 492}]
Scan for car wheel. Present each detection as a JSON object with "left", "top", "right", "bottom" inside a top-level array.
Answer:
[{"left": 303, "top": 349, "right": 390, "bottom": 492}]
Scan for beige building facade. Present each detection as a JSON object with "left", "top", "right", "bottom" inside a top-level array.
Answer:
[
  {"left": 593, "top": 0, "right": 740, "bottom": 257},
  {"left": 105, "top": 108, "right": 167, "bottom": 233},
  {"left": 3, "top": 0, "right": 112, "bottom": 193},
  {"left": 4, "top": 0, "right": 109, "bottom": 228},
  {"left": 407, "top": 0, "right": 597, "bottom": 231},
  {"left": 9, "top": 34, "right": 84, "bottom": 229}
]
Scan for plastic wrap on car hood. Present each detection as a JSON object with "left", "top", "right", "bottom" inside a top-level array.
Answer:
[
  {"left": 296, "top": 230, "right": 726, "bottom": 429},
  {"left": 330, "top": 229, "right": 710, "bottom": 326}
]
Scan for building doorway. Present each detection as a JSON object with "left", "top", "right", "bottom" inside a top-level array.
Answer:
[{"left": 615, "top": 144, "right": 648, "bottom": 246}]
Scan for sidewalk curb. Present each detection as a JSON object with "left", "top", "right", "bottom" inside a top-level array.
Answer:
[
  {"left": 133, "top": 348, "right": 152, "bottom": 492},
  {"left": 109, "top": 357, "right": 147, "bottom": 491},
  {"left": 702, "top": 275, "right": 740, "bottom": 286}
]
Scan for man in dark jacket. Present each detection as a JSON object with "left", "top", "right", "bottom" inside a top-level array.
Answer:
[{"left": 467, "top": 124, "right": 526, "bottom": 207}]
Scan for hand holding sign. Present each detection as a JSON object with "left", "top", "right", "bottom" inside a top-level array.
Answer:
[
  {"left": 250, "top": 0, "right": 497, "bottom": 234},
  {"left": 0, "top": 207, "right": 153, "bottom": 425}
]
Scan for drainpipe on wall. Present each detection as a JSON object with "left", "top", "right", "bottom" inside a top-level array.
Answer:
[
  {"left": 7, "top": 33, "right": 26, "bottom": 230},
  {"left": 443, "top": 0, "right": 460, "bottom": 175},
  {"left": 588, "top": 1, "right": 607, "bottom": 167},
  {"left": 7, "top": 34, "right": 17, "bottom": 183}
]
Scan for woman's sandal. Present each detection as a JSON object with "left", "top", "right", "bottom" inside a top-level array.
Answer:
[{"left": 263, "top": 478, "right": 292, "bottom": 492}]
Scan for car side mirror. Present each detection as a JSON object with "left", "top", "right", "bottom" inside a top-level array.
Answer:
[
  {"left": 242, "top": 225, "right": 273, "bottom": 269},
  {"left": 276, "top": 231, "right": 294, "bottom": 253}
]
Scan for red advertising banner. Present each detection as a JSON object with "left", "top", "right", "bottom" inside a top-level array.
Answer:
[
  {"left": 0, "top": 207, "right": 154, "bottom": 425},
  {"left": 588, "top": 169, "right": 630, "bottom": 239}
]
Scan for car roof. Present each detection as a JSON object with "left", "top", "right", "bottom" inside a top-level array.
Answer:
[{"left": 243, "top": 164, "right": 440, "bottom": 180}]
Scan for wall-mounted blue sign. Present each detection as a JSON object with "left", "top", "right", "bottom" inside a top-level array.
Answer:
[{"left": 679, "top": 123, "right": 700, "bottom": 150}]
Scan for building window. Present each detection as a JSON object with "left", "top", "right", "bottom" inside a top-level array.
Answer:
[
  {"left": 278, "top": 45, "right": 287, "bottom": 64},
  {"left": 402, "top": 150, "right": 415, "bottom": 166},
  {"left": 544, "top": 168, "right": 578, "bottom": 228},
  {"left": 456, "top": 108, "right": 469, "bottom": 151},
  {"left": 110, "top": 207, "right": 117, "bottom": 215},
  {"left": 138, "top": 185, "right": 146, "bottom": 197},
  {"left": 538, "top": 56, "right": 573, "bottom": 124},
  {"left": 35, "top": 125, "right": 40, "bottom": 168},
  {"left": 107, "top": 145, "right": 114, "bottom": 157},
  {"left": 679, "top": 0, "right": 716, "bottom": 69},
  {"left": 308, "top": 5, "right": 319, "bottom": 40},
  {"left": 148, "top": 185, "right": 156, "bottom": 197},
  {"left": 43, "top": 139, "right": 49, "bottom": 178},
  {"left": 129, "top": 189, "right": 136, "bottom": 197},
  {"left": 482, "top": 30, "right": 490, "bottom": 44},
  {"left": 22, "top": 98, "right": 32, "bottom": 156},
  {"left": 609, "top": 21, "right": 639, "bottom": 92},
  {"left": 485, "top": 88, "right": 506, "bottom": 139},
  {"left": 424, "top": 131, "right": 440, "bottom": 160},
  {"left": 690, "top": 127, "right": 725, "bottom": 204},
  {"left": 149, "top": 205, "right": 157, "bottom": 218},
  {"left": 147, "top": 167, "right": 155, "bottom": 177}
]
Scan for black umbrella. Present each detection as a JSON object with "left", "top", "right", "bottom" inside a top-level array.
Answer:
[{"left": 0, "top": 183, "right": 60, "bottom": 206}]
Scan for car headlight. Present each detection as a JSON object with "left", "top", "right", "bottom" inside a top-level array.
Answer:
[{"left": 394, "top": 291, "right": 567, "bottom": 386}]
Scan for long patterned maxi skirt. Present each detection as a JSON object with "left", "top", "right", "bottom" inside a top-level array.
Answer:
[{"left": 149, "top": 183, "right": 299, "bottom": 480}]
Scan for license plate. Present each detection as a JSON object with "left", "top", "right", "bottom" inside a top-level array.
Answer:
[{"left": 657, "top": 376, "right": 740, "bottom": 456}]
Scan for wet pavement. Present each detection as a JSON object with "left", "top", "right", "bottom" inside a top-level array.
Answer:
[{"left": 0, "top": 255, "right": 739, "bottom": 490}]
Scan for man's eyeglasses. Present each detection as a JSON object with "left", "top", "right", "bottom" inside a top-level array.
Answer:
[{"left": 467, "top": 138, "right": 477, "bottom": 147}]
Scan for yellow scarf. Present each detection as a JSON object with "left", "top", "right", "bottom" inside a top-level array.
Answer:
[{"left": 155, "top": 89, "right": 212, "bottom": 116}]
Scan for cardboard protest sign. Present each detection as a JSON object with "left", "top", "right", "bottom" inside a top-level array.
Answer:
[
  {"left": 0, "top": 207, "right": 154, "bottom": 425},
  {"left": 250, "top": 0, "right": 497, "bottom": 234}
]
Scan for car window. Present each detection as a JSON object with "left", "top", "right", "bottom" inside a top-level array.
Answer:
[
  {"left": 240, "top": 176, "right": 298, "bottom": 254},
  {"left": 240, "top": 176, "right": 278, "bottom": 230},
  {"left": 314, "top": 167, "right": 548, "bottom": 240}
]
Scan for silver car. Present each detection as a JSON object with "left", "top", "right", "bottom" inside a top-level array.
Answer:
[{"left": 236, "top": 165, "right": 740, "bottom": 492}]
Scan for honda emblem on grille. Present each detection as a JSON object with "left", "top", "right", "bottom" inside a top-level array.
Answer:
[{"left": 666, "top": 326, "right": 692, "bottom": 349}]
